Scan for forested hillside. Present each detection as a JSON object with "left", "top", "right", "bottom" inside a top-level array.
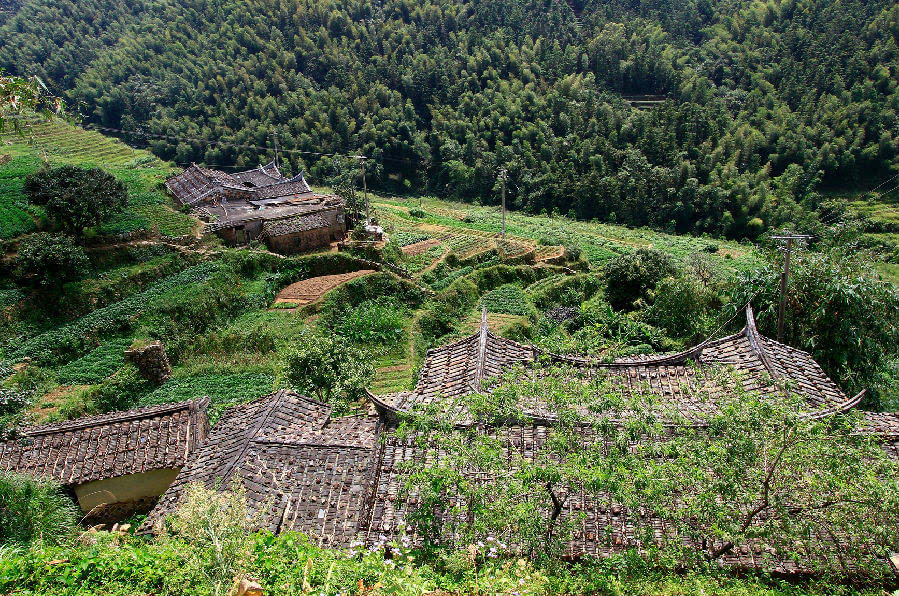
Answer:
[{"left": 1, "top": 0, "right": 898, "bottom": 238}]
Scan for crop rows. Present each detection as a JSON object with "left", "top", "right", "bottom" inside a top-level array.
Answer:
[
  {"left": 20, "top": 121, "right": 140, "bottom": 166},
  {"left": 447, "top": 233, "right": 494, "bottom": 258},
  {"left": 392, "top": 230, "right": 432, "bottom": 247},
  {"left": 140, "top": 372, "right": 276, "bottom": 423},
  {"left": 479, "top": 284, "right": 536, "bottom": 317},
  {"left": 55, "top": 337, "right": 133, "bottom": 385},
  {"left": 404, "top": 245, "right": 445, "bottom": 274},
  {"left": 7, "top": 262, "right": 222, "bottom": 365}
]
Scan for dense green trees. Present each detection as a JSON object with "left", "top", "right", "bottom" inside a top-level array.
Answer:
[{"left": 1, "top": 0, "right": 896, "bottom": 238}]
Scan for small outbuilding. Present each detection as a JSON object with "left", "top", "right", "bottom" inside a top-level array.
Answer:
[{"left": 0, "top": 398, "right": 209, "bottom": 522}]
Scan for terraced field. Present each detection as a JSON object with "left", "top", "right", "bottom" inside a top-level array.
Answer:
[
  {"left": 10, "top": 120, "right": 143, "bottom": 166},
  {"left": 374, "top": 195, "right": 760, "bottom": 273},
  {"left": 1, "top": 118, "right": 196, "bottom": 239}
]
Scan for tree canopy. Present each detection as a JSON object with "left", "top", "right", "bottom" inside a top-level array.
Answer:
[
  {"left": 1, "top": 0, "right": 896, "bottom": 238},
  {"left": 24, "top": 165, "right": 127, "bottom": 233}
]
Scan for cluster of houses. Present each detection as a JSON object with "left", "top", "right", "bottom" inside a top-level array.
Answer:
[
  {"left": 2, "top": 306, "right": 898, "bottom": 574},
  {"left": 166, "top": 161, "right": 348, "bottom": 253}
]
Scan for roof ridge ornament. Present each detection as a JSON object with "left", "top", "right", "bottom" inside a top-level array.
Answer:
[
  {"left": 472, "top": 308, "right": 490, "bottom": 392},
  {"left": 744, "top": 304, "right": 781, "bottom": 383}
]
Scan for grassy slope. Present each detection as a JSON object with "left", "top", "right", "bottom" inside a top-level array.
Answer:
[{"left": 0, "top": 119, "right": 197, "bottom": 238}]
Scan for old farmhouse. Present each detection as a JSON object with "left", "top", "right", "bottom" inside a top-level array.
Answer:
[
  {"left": 0, "top": 399, "right": 209, "bottom": 522},
  {"left": 166, "top": 161, "right": 346, "bottom": 253},
  {"left": 139, "top": 307, "right": 899, "bottom": 574}
]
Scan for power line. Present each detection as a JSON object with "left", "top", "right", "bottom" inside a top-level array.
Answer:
[{"left": 80, "top": 123, "right": 421, "bottom": 165}]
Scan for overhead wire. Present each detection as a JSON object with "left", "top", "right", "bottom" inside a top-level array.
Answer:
[{"left": 81, "top": 123, "right": 423, "bottom": 165}]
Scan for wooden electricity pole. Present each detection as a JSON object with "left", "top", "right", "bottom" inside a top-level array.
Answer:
[
  {"left": 499, "top": 168, "right": 507, "bottom": 239},
  {"left": 360, "top": 157, "right": 369, "bottom": 224},
  {"left": 771, "top": 234, "right": 811, "bottom": 342}
]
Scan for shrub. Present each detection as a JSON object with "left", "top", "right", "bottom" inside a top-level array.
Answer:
[
  {"left": 408, "top": 207, "right": 426, "bottom": 218},
  {"left": 16, "top": 233, "right": 89, "bottom": 287},
  {"left": 24, "top": 165, "right": 127, "bottom": 233},
  {"left": 0, "top": 471, "right": 78, "bottom": 546},
  {"left": 282, "top": 330, "right": 375, "bottom": 413},
  {"left": 167, "top": 478, "right": 256, "bottom": 596},
  {"left": 603, "top": 248, "right": 678, "bottom": 311},
  {"left": 642, "top": 276, "right": 717, "bottom": 344}
]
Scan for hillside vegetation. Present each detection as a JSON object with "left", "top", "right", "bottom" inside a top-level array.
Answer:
[{"left": 1, "top": 0, "right": 898, "bottom": 238}]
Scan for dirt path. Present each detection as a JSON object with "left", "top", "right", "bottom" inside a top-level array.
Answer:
[{"left": 273, "top": 269, "right": 376, "bottom": 307}]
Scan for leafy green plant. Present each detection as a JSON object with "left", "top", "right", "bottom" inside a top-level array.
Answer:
[
  {"left": 0, "top": 471, "right": 78, "bottom": 546},
  {"left": 333, "top": 298, "right": 406, "bottom": 345},
  {"left": 15, "top": 233, "right": 89, "bottom": 288},
  {"left": 603, "top": 248, "right": 679, "bottom": 311},
  {"left": 55, "top": 337, "right": 132, "bottom": 384},
  {"left": 166, "top": 478, "right": 257, "bottom": 596}
]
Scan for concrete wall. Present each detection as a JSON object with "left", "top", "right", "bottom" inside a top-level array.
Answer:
[{"left": 74, "top": 468, "right": 181, "bottom": 514}]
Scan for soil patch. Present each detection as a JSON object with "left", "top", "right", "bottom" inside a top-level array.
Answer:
[
  {"left": 273, "top": 270, "right": 376, "bottom": 307},
  {"left": 401, "top": 238, "right": 443, "bottom": 256}
]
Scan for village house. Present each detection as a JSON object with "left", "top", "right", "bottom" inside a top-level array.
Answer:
[
  {"left": 165, "top": 161, "right": 346, "bottom": 253},
  {"left": 0, "top": 398, "right": 209, "bottom": 522},
  {"left": 141, "top": 307, "right": 899, "bottom": 574}
]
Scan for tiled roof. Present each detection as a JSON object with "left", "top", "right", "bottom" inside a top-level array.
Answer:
[
  {"left": 251, "top": 178, "right": 313, "bottom": 200},
  {"left": 371, "top": 307, "right": 861, "bottom": 423},
  {"left": 364, "top": 426, "right": 880, "bottom": 573},
  {"left": 0, "top": 399, "right": 209, "bottom": 486},
  {"left": 165, "top": 164, "right": 237, "bottom": 206},
  {"left": 142, "top": 308, "right": 894, "bottom": 573},
  {"left": 141, "top": 391, "right": 381, "bottom": 544},
  {"left": 232, "top": 160, "right": 285, "bottom": 188}
]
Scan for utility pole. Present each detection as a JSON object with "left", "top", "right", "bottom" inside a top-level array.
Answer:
[
  {"left": 771, "top": 234, "right": 811, "bottom": 342},
  {"left": 361, "top": 157, "right": 369, "bottom": 225},
  {"left": 498, "top": 168, "right": 507, "bottom": 239}
]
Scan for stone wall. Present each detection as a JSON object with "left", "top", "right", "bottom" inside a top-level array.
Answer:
[{"left": 124, "top": 341, "right": 172, "bottom": 384}]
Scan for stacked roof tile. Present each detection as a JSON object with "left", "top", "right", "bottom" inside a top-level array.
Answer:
[
  {"left": 142, "top": 307, "right": 893, "bottom": 574},
  {"left": 0, "top": 398, "right": 209, "bottom": 486},
  {"left": 141, "top": 391, "right": 381, "bottom": 544}
]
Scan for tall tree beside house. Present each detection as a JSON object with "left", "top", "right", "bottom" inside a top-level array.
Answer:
[{"left": 281, "top": 330, "right": 375, "bottom": 413}]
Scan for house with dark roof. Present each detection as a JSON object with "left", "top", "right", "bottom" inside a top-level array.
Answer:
[
  {"left": 142, "top": 308, "right": 897, "bottom": 573},
  {"left": 0, "top": 398, "right": 209, "bottom": 522},
  {"left": 141, "top": 390, "right": 380, "bottom": 545},
  {"left": 166, "top": 161, "right": 346, "bottom": 253}
]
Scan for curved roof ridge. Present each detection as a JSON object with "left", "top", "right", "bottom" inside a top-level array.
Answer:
[
  {"left": 744, "top": 304, "right": 782, "bottom": 382},
  {"left": 803, "top": 390, "right": 866, "bottom": 420}
]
